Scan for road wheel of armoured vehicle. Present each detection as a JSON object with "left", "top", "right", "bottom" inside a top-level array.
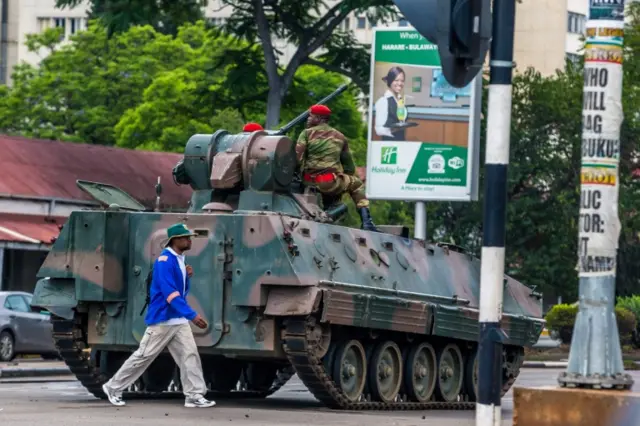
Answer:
[
  {"left": 322, "top": 342, "right": 338, "bottom": 380},
  {"left": 464, "top": 349, "right": 479, "bottom": 401},
  {"left": 331, "top": 339, "right": 367, "bottom": 402},
  {"left": 434, "top": 343, "right": 464, "bottom": 402},
  {"left": 0, "top": 331, "right": 15, "bottom": 362},
  {"left": 501, "top": 346, "right": 524, "bottom": 395},
  {"left": 403, "top": 342, "right": 437, "bottom": 403},
  {"left": 367, "top": 341, "right": 403, "bottom": 403}
]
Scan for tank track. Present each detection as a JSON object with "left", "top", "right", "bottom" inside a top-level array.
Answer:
[
  {"left": 281, "top": 316, "right": 519, "bottom": 411},
  {"left": 50, "top": 313, "right": 294, "bottom": 400}
]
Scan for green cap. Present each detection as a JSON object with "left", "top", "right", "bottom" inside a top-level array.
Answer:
[{"left": 165, "top": 223, "right": 197, "bottom": 246}]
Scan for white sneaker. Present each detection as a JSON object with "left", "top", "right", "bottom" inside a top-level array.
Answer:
[
  {"left": 102, "top": 383, "right": 125, "bottom": 406},
  {"left": 184, "top": 395, "right": 216, "bottom": 408}
]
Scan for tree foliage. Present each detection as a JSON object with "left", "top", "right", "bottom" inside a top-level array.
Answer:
[
  {"left": 55, "top": 0, "right": 208, "bottom": 36},
  {"left": 0, "top": 21, "right": 365, "bottom": 152},
  {"left": 54, "top": 0, "right": 398, "bottom": 128}
]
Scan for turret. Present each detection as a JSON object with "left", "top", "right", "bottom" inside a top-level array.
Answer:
[{"left": 172, "top": 84, "right": 350, "bottom": 222}]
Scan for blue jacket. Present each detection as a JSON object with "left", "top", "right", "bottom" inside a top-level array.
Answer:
[{"left": 144, "top": 248, "right": 198, "bottom": 326}]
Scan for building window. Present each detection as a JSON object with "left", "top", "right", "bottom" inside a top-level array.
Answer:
[
  {"left": 342, "top": 17, "right": 350, "bottom": 30},
  {"left": 54, "top": 17, "right": 66, "bottom": 29},
  {"left": 567, "top": 12, "right": 586, "bottom": 34},
  {"left": 357, "top": 17, "right": 366, "bottom": 29},
  {"left": 37, "top": 17, "right": 51, "bottom": 32},
  {"left": 70, "top": 18, "right": 83, "bottom": 34}
]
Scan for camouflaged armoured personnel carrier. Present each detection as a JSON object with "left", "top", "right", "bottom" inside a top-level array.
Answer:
[{"left": 30, "top": 86, "right": 545, "bottom": 410}]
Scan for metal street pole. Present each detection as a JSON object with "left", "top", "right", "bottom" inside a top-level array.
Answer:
[
  {"left": 476, "top": 0, "right": 516, "bottom": 425},
  {"left": 558, "top": 0, "right": 633, "bottom": 391},
  {"left": 414, "top": 202, "right": 427, "bottom": 240}
]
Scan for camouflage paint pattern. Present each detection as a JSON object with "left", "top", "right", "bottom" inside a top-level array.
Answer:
[
  {"left": 31, "top": 128, "right": 545, "bottom": 366},
  {"left": 296, "top": 123, "right": 356, "bottom": 174}
]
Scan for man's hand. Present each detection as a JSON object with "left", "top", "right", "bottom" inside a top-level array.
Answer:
[
  {"left": 186, "top": 264, "right": 193, "bottom": 278},
  {"left": 192, "top": 314, "right": 208, "bottom": 329}
]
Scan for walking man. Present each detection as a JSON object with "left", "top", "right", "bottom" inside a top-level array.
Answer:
[{"left": 101, "top": 222, "right": 216, "bottom": 408}]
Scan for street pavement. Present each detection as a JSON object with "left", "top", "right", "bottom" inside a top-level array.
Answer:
[{"left": 2, "top": 369, "right": 640, "bottom": 426}]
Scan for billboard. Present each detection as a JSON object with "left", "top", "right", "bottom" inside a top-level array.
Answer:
[{"left": 365, "top": 28, "right": 482, "bottom": 202}]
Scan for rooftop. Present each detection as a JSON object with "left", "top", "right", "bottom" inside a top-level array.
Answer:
[{"left": 0, "top": 134, "right": 191, "bottom": 209}]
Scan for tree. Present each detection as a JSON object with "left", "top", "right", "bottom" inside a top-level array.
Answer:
[
  {"left": 55, "top": 0, "right": 208, "bottom": 36},
  {"left": 115, "top": 63, "right": 366, "bottom": 152},
  {"left": 0, "top": 20, "right": 366, "bottom": 152},
  {"left": 0, "top": 23, "right": 224, "bottom": 144},
  {"left": 54, "top": 0, "right": 398, "bottom": 128}
]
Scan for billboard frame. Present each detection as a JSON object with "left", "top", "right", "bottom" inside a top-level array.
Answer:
[{"left": 364, "top": 26, "right": 482, "bottom": 203}]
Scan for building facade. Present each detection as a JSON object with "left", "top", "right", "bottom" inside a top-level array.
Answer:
[{"left": 0, "top": 0, "right": 602, "bottom": 86}]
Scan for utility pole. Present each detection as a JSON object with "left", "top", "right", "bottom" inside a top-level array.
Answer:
[
  {"left": 476, "top": 1, "right": 516, "bottom": 425},
  {"left": 558, "top": 0, "right": 633, "bottom": 391}
]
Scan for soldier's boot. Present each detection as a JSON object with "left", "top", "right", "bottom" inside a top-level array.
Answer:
[{"left": 358, "top": 207, "right": 378, "bottom": 232}]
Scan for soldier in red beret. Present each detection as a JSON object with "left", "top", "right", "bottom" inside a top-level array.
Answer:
[
  {"left": 242, "top": 122, "right": 263, "bottom": 132},
  {"left": 295, "top": 104, "right": 377, "bottom": 232}
]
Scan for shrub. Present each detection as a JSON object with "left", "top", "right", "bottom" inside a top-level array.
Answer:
[
  {"left": 545, "top": 303, "right": 638, "bottom": 346},
  {"left": 616, "top": 296, "right": 640, "bottom": 347},
  {"left": 615, "top": 306, "right": 637, "bottom": 346},
  {"left": 544, "top": 304, "right": 579, "bottom": 344}
]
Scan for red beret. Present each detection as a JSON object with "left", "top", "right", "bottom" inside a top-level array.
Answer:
[
  {"left": 243, "top": 122, "right": 263, "bottom": 132},
  {"left": 309, "top": 104, "right": 331, "bottom": 116}
]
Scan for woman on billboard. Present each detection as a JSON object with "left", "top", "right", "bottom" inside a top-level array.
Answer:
[{"left": 373, "top": 66, "right": 409, "bottom": 141}]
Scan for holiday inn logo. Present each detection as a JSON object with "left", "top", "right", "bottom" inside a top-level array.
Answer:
[{"left": 381, "top": 146, "right": 398, "bottom": 164}]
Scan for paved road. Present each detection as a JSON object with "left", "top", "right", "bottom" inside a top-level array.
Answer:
[{"left": 1, "top": 369, "right": 640, "bottom": 426}]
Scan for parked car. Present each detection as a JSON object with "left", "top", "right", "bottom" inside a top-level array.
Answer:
[{"left": 0, "top": 291, "right": 59, "bottom": 362}]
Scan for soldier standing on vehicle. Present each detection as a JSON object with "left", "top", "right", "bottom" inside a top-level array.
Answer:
[
  {"left": 101, "top": 223, "right": 216, "bottom": 409},
  {"left": 296, "top": 104, "right": 378, "bottom": 232}
]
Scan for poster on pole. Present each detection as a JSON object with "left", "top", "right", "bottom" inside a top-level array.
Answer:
[
  {"left": 365, "top": 28, "right": 482, "bottom": 202},
  {"left": 577, "top": 2, "right": 625, "bottom": 277}
]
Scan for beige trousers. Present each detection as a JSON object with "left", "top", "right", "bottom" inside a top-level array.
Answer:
[{"left": 104, "top": 322, "right": 207, "bottom": 399}]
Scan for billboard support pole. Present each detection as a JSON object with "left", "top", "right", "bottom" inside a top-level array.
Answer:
[
  {"left": 476, "top": 0, "right": 516, "bottom": 425},
  {"left": 415, "top": 202, "right": 427, "bottom": 240}
]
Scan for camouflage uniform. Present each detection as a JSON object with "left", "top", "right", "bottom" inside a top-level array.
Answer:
[{"left": 296, "top": 123, "right": 369, "bottom": 209}]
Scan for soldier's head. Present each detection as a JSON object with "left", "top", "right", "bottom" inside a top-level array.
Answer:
[
  {"left": 165, "top": 223, "right": 196, "bottom": 253},
  {"left": 307, "top": 104, "right": 331, "bottom": 128},
  {"left": 242, "top": 122, "right": 263, "bottom": 132}
]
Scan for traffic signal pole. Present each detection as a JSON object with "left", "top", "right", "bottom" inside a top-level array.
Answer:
[{"left": 476, "top": 0, "right": 516, "bottom": 425}]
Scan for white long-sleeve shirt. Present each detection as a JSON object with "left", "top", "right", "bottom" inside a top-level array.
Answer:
[{"left": 374, "top": 90, "right": 396, "bottom": 138}]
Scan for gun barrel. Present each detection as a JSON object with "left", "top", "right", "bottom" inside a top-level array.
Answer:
[{"left": 273, "top": 83, "right": 350, "bottom": 135}]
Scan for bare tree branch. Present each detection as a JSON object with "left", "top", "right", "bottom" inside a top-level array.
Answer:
[
  {"left": 280, "top": 6, "right": 351, "bottom": 97},
  {"left": 310, "top": 1, "right": 346, "bottom": 34},
  {"left": 304, "top": 8, "right": 351, "bottom": 58},
  {"left": 305, "top": 58, "right": 367, "bottom": 92},
  {"left": 269, "top": 3, "right": 306, "bottom": 37}
]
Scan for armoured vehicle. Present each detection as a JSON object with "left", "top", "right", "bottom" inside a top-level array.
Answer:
[{"left": 30, "top": 85, "right": 545, "bottom": 410}]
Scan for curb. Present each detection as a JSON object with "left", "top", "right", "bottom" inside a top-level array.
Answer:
[
  {"left": 523, "top": 361, "right": 568, "bottom": 368},
  {"left": 0, "top": 366, "right": 71, "bottom": 378}
]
